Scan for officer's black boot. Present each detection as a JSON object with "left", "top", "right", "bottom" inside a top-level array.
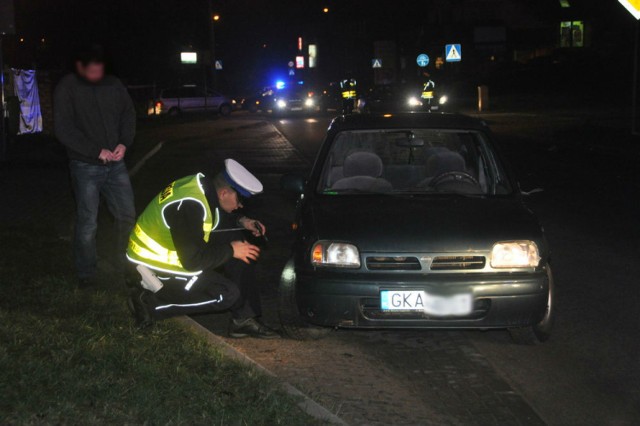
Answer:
[
  {"left": 229, "top": 318, "right": 280, "bottom": 339},
  {"left": 127, "top": 289, "right": 155, "bottom": 329}
]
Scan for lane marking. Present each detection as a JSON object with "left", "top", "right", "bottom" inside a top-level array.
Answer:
[{"left": 130, "top": 141, "right": 164, "bottom": 177}]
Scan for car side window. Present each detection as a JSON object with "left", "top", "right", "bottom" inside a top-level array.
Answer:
[{"left": 179, "top": 87, "right": 197, "bottom": 97}]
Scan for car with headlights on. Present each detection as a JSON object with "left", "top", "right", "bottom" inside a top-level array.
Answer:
[
  {"left": 279, "top": 113, "right": 553, "bottom": 344},
  {"left": 266, "top": 86, "right": 320, "bottom": 115},
  {"left": 360, "top": 84, "right": 448, "bottom": 113}
]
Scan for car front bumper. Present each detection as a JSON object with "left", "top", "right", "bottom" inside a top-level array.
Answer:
[{"left": 294, "top": 270, "right": 549, "bottom": 329}]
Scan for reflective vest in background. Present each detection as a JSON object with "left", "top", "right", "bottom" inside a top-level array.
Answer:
[
  {"left": 127, "top": 173, "right": 220, "bottom": 275},
  {"left": 421, "top": 80, "right": 435, "bottom": 99},
  {"left": 341, "top": 79, "right": 357, "bottom": 99}
]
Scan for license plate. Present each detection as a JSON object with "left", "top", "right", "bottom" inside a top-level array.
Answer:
[
  {"left": 291, "top": 107, "right": 303, "bottom": 111},
  {"left": 380, "top": 290, "right": 472, "bottom": 316}
]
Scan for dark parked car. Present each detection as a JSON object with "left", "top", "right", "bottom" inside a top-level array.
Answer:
[{"left": 279, "top": 113, "right": 553, "bottom": 344}]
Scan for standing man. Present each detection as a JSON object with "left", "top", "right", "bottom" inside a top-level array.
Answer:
[
  {"left": 54, "top": 45, "right": 136, "bottom": 288},
  {"left": 126, "top": 159, "right": 279, "bottom": 339}
]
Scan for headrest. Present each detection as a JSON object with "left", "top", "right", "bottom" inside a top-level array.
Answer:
[{"left": 343, "top": 152, "right": 384, "bottom": 178}]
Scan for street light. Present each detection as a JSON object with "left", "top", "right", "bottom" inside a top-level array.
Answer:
[
  {"left": 323, "top": 7, "right": 329, "bottom": 13},
  {"left": 207, "top": 0, "right": 218, "bottom": 89}
]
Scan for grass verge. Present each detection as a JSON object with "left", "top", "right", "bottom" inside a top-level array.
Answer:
[{"left": 0, "top": 226, "right": 316, "bottom": 425}]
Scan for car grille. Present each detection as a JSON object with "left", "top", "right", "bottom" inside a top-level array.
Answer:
[
  {"left": 366, "top": 256, "right": 422, "bottom": 271},
  {"left": 361, "top": 297, "right": 491, "bottom": 320},
  {"left": 430, "top": 256, "right": 486, "bottom": 271}
]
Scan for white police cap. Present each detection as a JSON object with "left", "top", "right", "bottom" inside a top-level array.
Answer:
[{"left": 222, "top": 158, "right": 263, "bottom": 197}]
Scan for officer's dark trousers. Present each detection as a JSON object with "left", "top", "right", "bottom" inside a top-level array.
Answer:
[{"left": 149, "top": 258, "right": 260, "bottom": 321}]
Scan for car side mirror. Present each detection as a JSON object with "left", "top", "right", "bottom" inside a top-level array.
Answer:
[{"left": 280, "top": 174, "right": 305, "bottom": 194}]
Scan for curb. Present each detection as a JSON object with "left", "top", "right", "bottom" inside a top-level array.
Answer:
[{"left": 176, "top": 316, "right": 347, "bottom": 425}]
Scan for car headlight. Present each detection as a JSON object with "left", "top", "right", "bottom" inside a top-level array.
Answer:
[
  {"left": 408, "top": 97, "right": 423, "bottom": 107},
  {"left": 311, "top": 241, "right": 361, "bottom": 268},
  {"left": 490, "top": 241, "right": 541, "bottom": 268},
  {"left": 277, "top": 99, "right": 287, "bottom": 108},
  {"left": 438, "top": 95, "right": 448, "bottom": 105},
  {"left": 304, "top": 98, "right": 314, "bottom": 107}
]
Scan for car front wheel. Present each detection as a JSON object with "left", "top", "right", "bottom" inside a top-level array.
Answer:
[
  {"left": 278, "top": 260, "right": 332, "bottom": 340},
  {"left": 509, "top": 265, "right": 555, "bottom": 344}
]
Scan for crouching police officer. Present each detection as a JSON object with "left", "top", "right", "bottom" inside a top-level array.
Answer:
[{"left": 126, "top": 159, "right": 279, "bottom": 339}]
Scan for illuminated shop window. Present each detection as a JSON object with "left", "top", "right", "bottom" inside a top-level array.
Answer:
[{"left": 560, "top": 21, "right": 584, "bottom": 48}]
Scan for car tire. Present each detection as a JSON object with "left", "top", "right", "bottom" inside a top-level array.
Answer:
[
  {"left": 509, "top": 265, "right": 555, "bottom": 345},
  {"left": 168, "top": 107, "right": 180, "bottom": 116},
  {"left": 278, "top": 259, "right": 332, "bottom": 340},
  {"left": 219, "top": 104, "right": 232, "bottom": 116}
]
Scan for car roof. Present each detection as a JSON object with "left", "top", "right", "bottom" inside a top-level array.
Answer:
[{"left": 329, "top": 113, "right": 488, "bottom": 132}]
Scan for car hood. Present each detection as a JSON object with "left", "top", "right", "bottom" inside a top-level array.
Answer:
[{"left": 308, "top": 195, "right": 543, "bottom": 253}]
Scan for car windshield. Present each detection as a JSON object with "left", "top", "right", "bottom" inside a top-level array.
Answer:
[{"left": 317, "top": 129, "right": 512, "bottom": 196}]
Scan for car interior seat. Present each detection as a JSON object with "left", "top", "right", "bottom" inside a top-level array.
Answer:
[{"left": 331, "top": 152, "right": 393, "bottom": 192}]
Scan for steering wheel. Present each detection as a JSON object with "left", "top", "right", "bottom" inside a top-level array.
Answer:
[{"left": 428, "top": 171, "right": 480, "bottom": 188}]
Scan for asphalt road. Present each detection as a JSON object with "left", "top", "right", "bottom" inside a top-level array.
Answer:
[
  {"left": 270, "top": 115, "right": 333, "bottom": 161},
  {"left": 133, "top": 111, "right": 640, "bottom": 425}
]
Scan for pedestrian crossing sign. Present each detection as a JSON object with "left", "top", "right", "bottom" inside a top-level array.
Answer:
[
  {"left": 372, "top": 58, "right": 382, "bottom": 68},
  {"left": 215, "top": 60, "right": 223, "bottom": 70},
  {"left": 445, "top": 44, "right": 462, "bottom": 62}
]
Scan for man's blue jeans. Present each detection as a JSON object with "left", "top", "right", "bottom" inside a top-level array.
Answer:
[{"left": 69, "top": 160, "right": 135, "bottom": 279}]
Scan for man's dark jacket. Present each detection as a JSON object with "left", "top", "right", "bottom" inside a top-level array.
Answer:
[{"left": 54, "top": 73, "right": 136, "bottom": 164}]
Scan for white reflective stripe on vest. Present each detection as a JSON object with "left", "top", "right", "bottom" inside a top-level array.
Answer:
[{"left": 134, "top": 224, "right": 173, "bottom": 257}]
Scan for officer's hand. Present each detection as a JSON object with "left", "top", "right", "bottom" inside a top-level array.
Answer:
[
  {"left": 231, "top": 240, "right": 261, "bottom": 264},
  {"left": 239, "top": 217, "right": 266, "bottom": 237}
]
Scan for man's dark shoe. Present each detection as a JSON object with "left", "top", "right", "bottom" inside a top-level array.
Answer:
[
  {"left": 229, "top": 318, "right": 281, "bottom": 339},
  {"left": 127, "top": 289, "right": 155, "bottom": 329}
]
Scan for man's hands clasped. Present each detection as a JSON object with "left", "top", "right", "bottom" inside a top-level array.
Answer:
[{"left": 98, "top": 144, "right": 127, "bottom": 164}]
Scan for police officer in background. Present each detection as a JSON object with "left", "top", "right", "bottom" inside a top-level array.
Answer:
[
  {"left": 420, "top": 72, "right": 436, "bottom": 106},
  {"left": 340, "top": 77, "right": 357, "bottom": 114},
  {"left": 127, "top": 159, "right": 279, "bottom": 339}
]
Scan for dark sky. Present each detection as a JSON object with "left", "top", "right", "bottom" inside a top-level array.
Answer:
[
  {"left": 14, "top": 0, "right": 338, "bottom": 86},
  {"left": 7, "top": 0, "right": 638, "bottom": 93}
]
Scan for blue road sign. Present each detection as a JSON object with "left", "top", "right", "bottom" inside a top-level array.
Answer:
[
  {"left": 445, "top": 44, "right": 462, "bottom": 62},
  {"left": 416, "top": 53, "right": 429, "bottom": 67},
  {"left": 215, "top": 60, "right": 223, "bottom": 70}
]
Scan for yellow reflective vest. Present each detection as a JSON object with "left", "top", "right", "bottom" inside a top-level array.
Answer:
[{"left": 127, "top": 173, "right": 220, "bottom": 275}]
